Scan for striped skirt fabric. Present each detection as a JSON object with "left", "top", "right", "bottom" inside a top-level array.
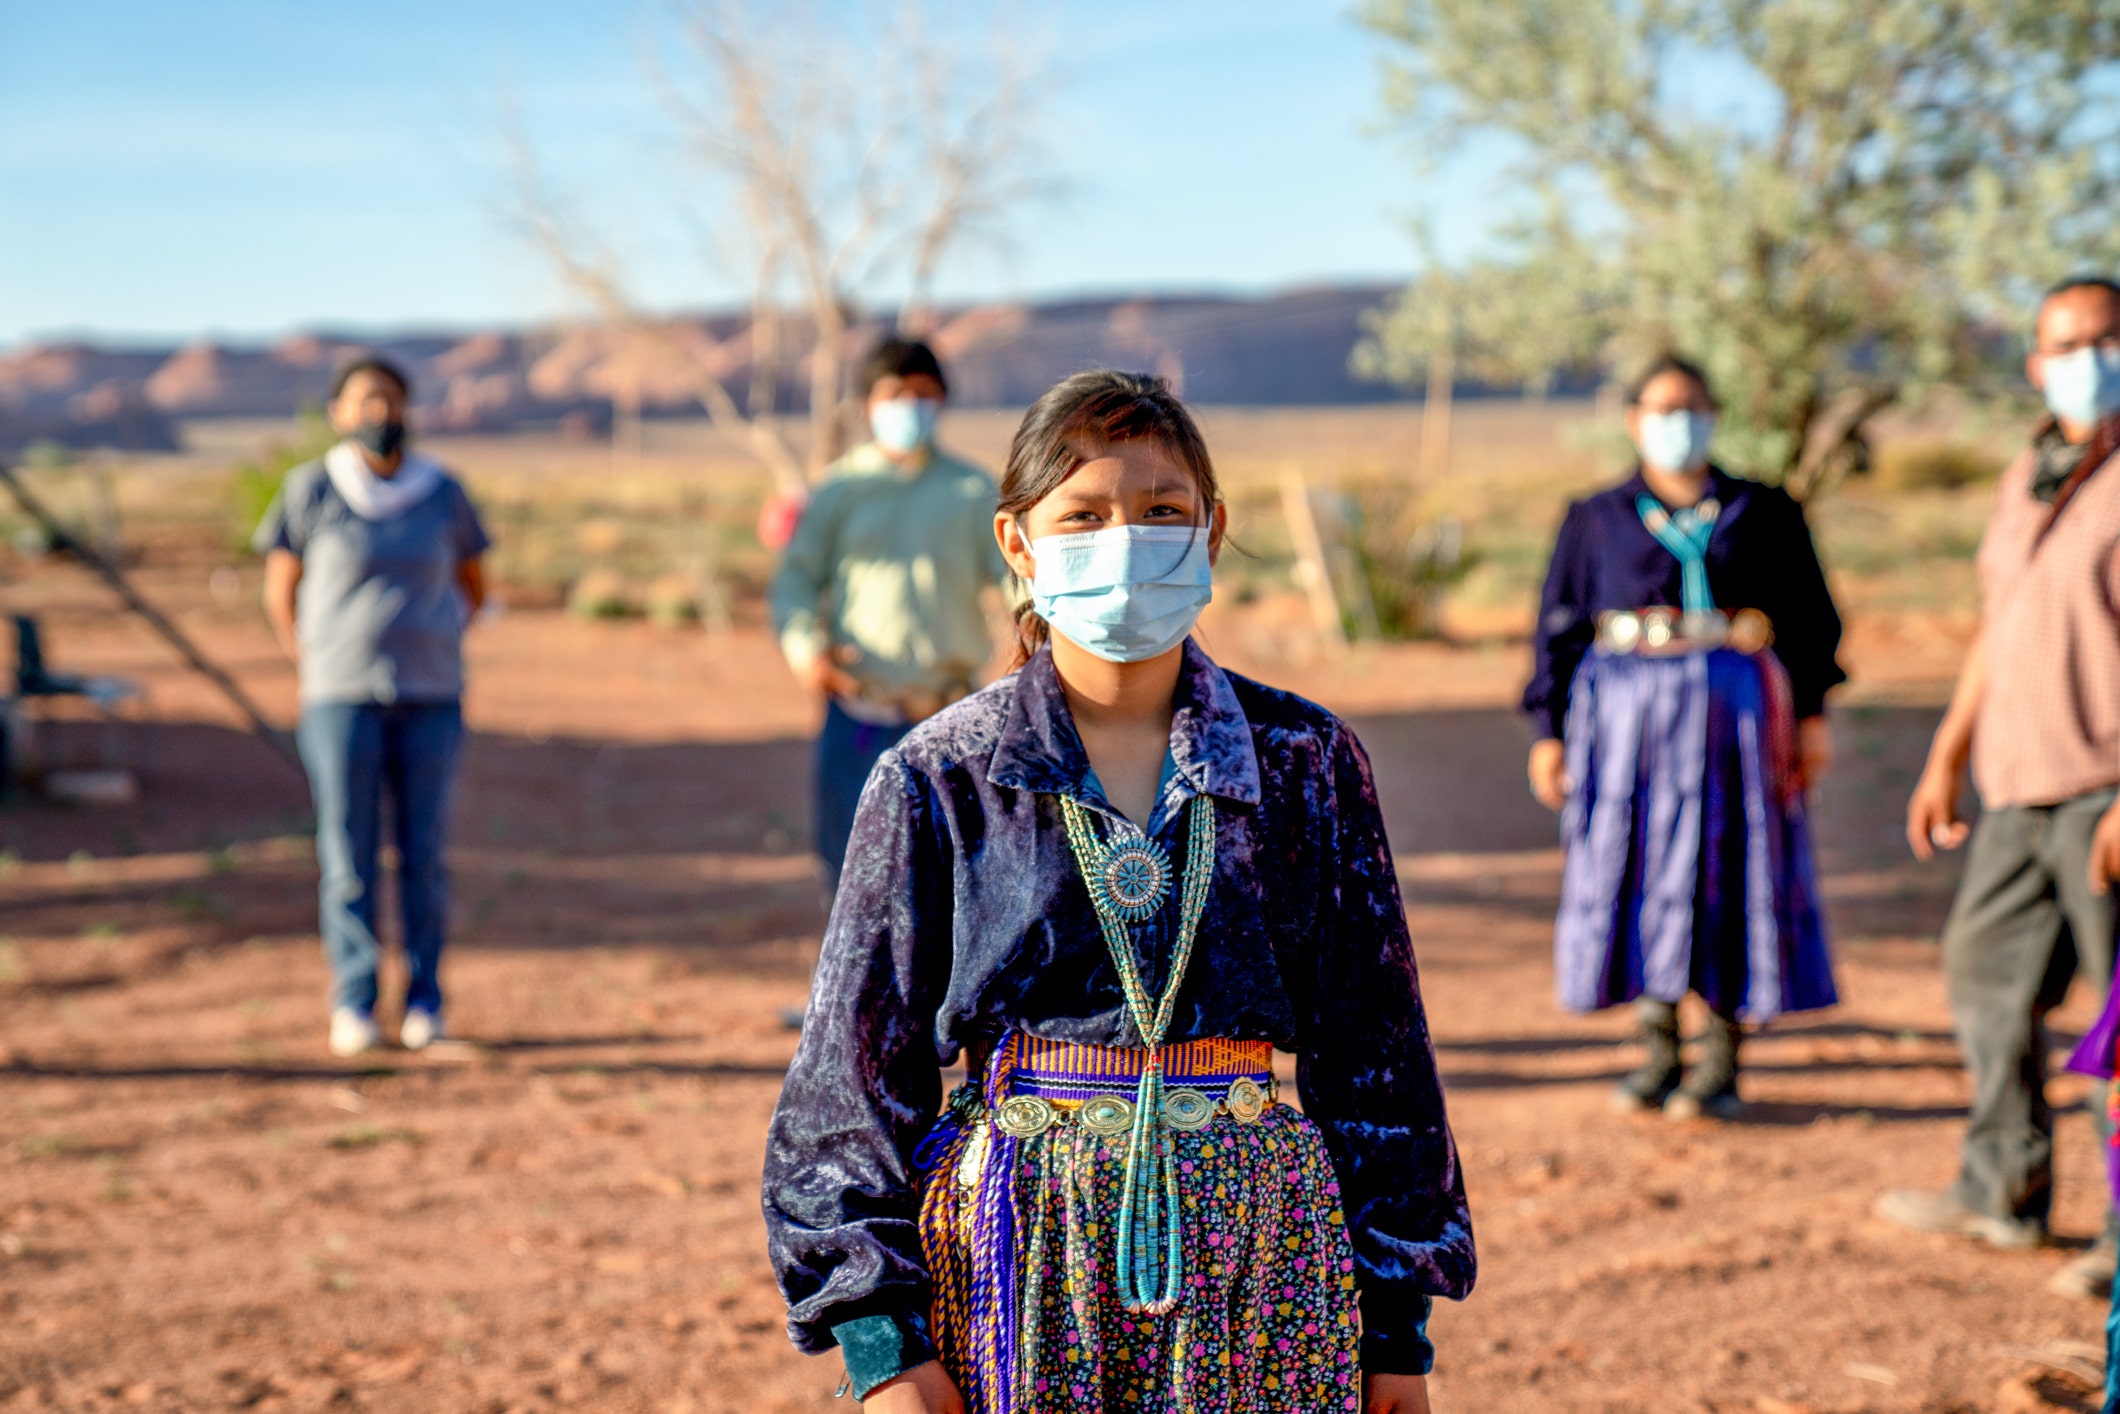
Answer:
[{"left": 916, "top": 1033, "right": 1362, "bottom": 1414}]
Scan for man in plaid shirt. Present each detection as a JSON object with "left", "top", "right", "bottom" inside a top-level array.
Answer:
[{"left": 1877, "top": 277, "right": 2120, "bottom": 1299}]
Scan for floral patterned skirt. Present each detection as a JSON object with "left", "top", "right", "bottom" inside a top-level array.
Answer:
[{"left": 916, "top": 1050, "right": 1361, "bottom": 1414}]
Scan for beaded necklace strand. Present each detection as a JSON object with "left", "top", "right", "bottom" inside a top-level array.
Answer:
[{"left": 1057, "top": 791, "right": 1217, "bottom": 1316}]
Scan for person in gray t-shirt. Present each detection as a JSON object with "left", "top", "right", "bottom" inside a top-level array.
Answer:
[{"left": 253, "top": 356, "right": 490, "bottom": 1058}]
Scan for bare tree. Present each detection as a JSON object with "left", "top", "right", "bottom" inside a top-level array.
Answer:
[
  {"left": 508, "top": 0, "right": 1050, "bottom": 494},
  {"left": 506, "top": 122, "right": 808, "bottom": 489}
]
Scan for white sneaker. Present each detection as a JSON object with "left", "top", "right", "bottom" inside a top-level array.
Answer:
[
  {"left": 399, "top": 1008, "right": 443, "bottom": 1051},
  {"left": 329, "top": 1008, "right": 381, "bottom": 1058}
]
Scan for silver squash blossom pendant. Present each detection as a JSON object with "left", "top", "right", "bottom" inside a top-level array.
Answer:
[{"left": 1090, "top": 832, "right": 1173, "bottom": 921}]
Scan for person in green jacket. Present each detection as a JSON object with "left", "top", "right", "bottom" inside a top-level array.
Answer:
[{"left": 769, "top": 338, "right": 1010, "bottom": 895}]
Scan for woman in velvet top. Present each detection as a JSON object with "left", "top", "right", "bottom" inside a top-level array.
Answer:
[
  {"left": 1524, "top": 355, "right": 1845, "bottom": 1122},
  {"left": 763, "top": 371, "right": 1474, "bottom": 1414}
]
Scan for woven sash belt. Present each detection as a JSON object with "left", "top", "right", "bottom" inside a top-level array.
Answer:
[{"left": 982, "top": 1034, "right": 1277, "bottom": 1139}]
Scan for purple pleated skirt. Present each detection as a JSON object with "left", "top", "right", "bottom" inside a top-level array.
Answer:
[{"left": 1554, "top": 646, "right": 1837, "bottom": 1023}]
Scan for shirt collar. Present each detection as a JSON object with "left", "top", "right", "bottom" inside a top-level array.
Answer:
[
  {"left": 987, "top": 639, "right": 1261, "bottom": 807},
  {"left": 845, "top": 441, "right": 938, "bottom": 478},
  {"left": 1627, "top": 464, "right": 1733, "bottom": 511}
]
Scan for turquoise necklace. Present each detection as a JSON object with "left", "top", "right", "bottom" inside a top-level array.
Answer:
[
  {"left": 1635, "top": 492, "right": 1720, "bottom": 616},
  {"left": 1636, "top": 491, "right": 1721, "bottom": 614},
  {"left": 1058, "top": 791, "right": 1217, "bottom": 1316}
]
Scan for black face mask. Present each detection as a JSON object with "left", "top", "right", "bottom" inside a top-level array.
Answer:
[{"left": 353, "top": 419, "right": 406, "bottom": 459}]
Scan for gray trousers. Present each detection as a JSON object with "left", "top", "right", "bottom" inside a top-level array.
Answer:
[{"left": 1944, "top": 786, "right": 2118, "bottom": 1227}]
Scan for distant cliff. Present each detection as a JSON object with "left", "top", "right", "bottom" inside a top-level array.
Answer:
[{"left": 0, "top": 286, "right": 1415, "bottom": 453}]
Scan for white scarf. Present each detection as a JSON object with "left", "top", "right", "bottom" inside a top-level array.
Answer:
[{"left": 324, "top": 441, "right": 444, "bottom": 521}]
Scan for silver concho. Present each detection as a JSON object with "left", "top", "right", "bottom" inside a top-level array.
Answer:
[
  {"left": 1729, "top": 607, "right": 1775, "bottom": 655},
  {"left": 994, "top": 1095, "right": 1056, "bottom": 1138},
  {"left": 1225, "top": 1076, "right": 1267, "bottom": 1125},
  {"left": 1080, "top": 1095, "right": 1135, "bottom": 1135},
  {"left": 1162, "top": 1089, "right": 1215, "bottom": 1131}
]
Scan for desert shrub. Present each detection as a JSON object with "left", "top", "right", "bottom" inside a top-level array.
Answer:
[
  {"left": 1871, "top": 440, "right": 2002, "bottom": 492},
  {"left": 643, "top": 573, "right": 701, "bottom": 626},
  {"left": 567, "top": 569, "right": 636, "bottom": 619},
  {"left": 1321, "top": 480, "right": 1475, "bottom": 640},
  {"left": 229, "top": 410, "right": 334, "bottom": 552}
]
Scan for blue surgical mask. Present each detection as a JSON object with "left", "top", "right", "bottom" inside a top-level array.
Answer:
[
  {"left": 2039, "top": 345, "right": 2120, "bottom": 429},
  {"left": 1030, "top": 525, "right": 1214, "bottom": 663},
  {"left": 1635, "top": 409, "right": 1715, "bottom": 473},
  {"left": 870, "top": 397, "right": 941, "bottom": 454}
]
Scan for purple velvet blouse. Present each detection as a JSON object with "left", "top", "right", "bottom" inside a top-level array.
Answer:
[{"left": 761, "top": 641, "right": 1476, "bottom": 1378}]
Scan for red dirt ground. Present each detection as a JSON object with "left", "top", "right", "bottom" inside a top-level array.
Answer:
[{"left": 2, "top": 544, "right": 2113, "bottom": 1413}]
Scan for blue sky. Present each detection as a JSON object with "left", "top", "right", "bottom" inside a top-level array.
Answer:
[{"left": 0, "top": 2, "right": 1524, "bottom": 346}]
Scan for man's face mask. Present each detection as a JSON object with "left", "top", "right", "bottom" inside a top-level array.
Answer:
[
  {"left": 870, "top": 397, "right": 941, "bottom": 454},
  {"left": 1029, "top": 525, "right": 1214, "bottom": 663},
  {"left": 353, "top": 418, "right": 407, "bottom": 460},
  {"left": 2039, "top": 344, "right": 2120, "bottom": 430}
]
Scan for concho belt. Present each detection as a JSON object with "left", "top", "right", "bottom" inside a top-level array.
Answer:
[
  {"left": 1595, "top": 606, "right": 1774, "bottom": 657},
  {"left": 983, "top": 1035, "right": 1278, "bottom": 1139}
]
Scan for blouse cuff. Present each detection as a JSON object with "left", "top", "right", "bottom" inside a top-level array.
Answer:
[
  {"left": 1359, "top": 1294, "right": 1436, "bottom": 1376},
  {"left": 832, "top": 1311, "right": 936, "bottom": 1400}
]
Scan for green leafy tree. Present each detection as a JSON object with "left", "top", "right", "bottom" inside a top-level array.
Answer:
[
  {"left": 1357, "top": 0, "right": 2120, "bottom": 493},
  {"left": 229, "top": 409, "right": 334, "bottom": 553}
]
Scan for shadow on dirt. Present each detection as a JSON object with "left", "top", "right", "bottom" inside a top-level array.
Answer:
[
  {"left": 0, "top": 1054, "right": 792, "bottom": 1084},
  {"left": 8, "top": 703, "right": 1953, "bottom": 860},
  {"left": 1733, "top": 1099, "right": 1969, "bottom": 1126},
  {"left": 1440, "top": 1064, "right": 1635, "bottom": 1091},
  {"left": 1438, "top": 1056, "right": 1967, "bottom": 1094},
  {"left": 4, "top": 704, "right": 1966, "bottom": 978},
  {"left": 474, "top": 1032, "right": 704, "bottom": 1052},
  {"left": 1436, "top": 1022, "right": 1961, "bottom": 1056},
  {"left": 1348, "top": 701, "right": 1952, "bottom": 873}
]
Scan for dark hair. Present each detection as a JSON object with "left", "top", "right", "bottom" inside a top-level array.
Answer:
[
  {"left": 2043, "top": 274, "right": 2120, "bottom": 306},
  {"left": 859, "top": 337, "right": 948, "bottom": 397},
  {"left": 329, "top": 355, "right": 412, "bottom": 402},
  {"left": 2038, "top": 276, "right": 2120, "bottom": 340},
  {"left": 998, "top": 369, "right": 1220, "bottom": 666},
  {"left": 1624, "top": 353, "right": 1718, "bottom": 410}
]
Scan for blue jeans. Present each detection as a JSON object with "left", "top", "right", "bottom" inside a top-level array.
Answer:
[
  {"left": 814, "top": 700, "right": 911, "bottom": 897},
  {"left": 297, "top": 700, "right": 465, "bottom": 1016}
]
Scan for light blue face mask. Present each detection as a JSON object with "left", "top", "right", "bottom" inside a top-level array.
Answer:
[
  {"left": 1635, "top": 409, "right": 1716, "bottom": 473},
  {"left": 870, "top": 397, "right": 941, "bottom": 454},
  {"left": 2039, "top": 345, "right": 2120, "bottom": 429},
  {"left": 1030, "top": 525, "right": 1214, "bottom": 663}
]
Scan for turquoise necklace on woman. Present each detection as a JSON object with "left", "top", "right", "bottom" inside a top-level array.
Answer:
[{"left": 1058, "top": 789, "right": 1217, "bottom": 1315}]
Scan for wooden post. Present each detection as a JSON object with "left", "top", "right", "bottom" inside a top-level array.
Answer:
[
  {"left": 1421, "top": 344, "right": 1455, "bottom": 480},
  {"left": 1280, "top": 474, "right": 1346, "bottom": 652}
]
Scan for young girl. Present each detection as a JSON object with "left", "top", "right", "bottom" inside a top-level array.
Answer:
[
  {"left": 1522, "top": 355, "right": 1844, "bottom": 1119},
  {"left": 764, "top": 371, "right": 1475, "bottom": 1413}
]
